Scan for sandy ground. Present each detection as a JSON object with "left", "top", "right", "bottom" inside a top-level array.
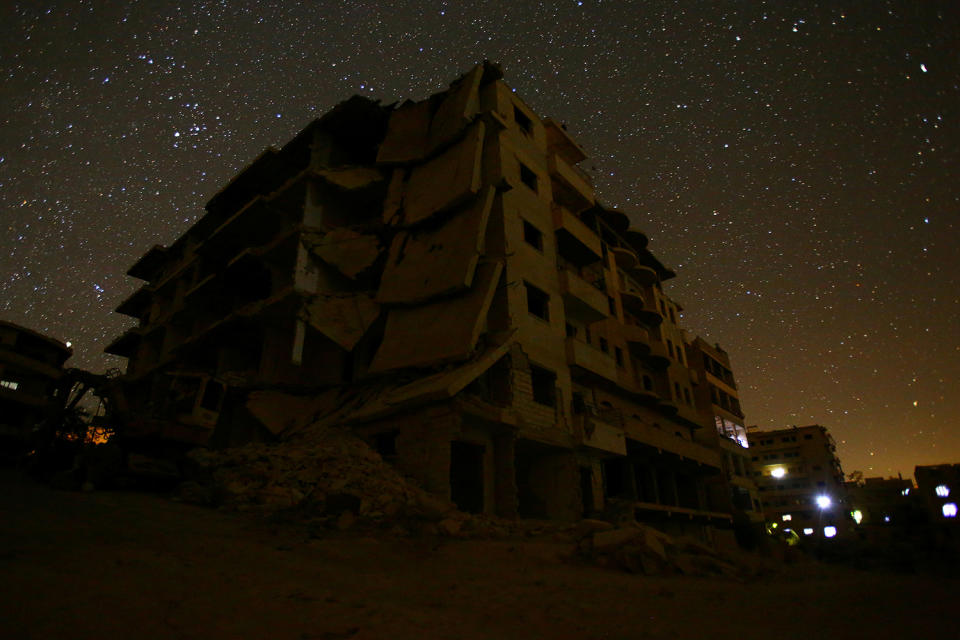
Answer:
[{"left": 0, "top": 470, "right": 954, "bottom": 640}]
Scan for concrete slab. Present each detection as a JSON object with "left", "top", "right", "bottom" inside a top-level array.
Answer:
[
  {"left": 428, "top": 63, "right": 483, "bottom": 152},
  {"left": 377, "top": 186, "right": 494, "bottom": 305},
  {"left": 402, "top": 121, "right": 485, "bottom": 226},
  {"left": 376, "top": 99, "right": 434, "bottom": 164},
  {"left": 313, "top": 167, "right": 385, "bottom": 191},
  {"left": 305, "top": 228, "right": 382, "bottom": 280},
  {"left": 300, "top": 293, "right": 381, "bottom": 352},
  {"left": 368, "top": 260, "right": 502, "bottom": 373}
]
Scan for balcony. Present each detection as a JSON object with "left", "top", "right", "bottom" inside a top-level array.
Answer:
[
  {"left": 127, "top": 245, "right": 168, "bottom": 282},
  {"left": 619, "top": 290, "right": 663, "bottom": 328},
  {"left": 559, "top": 269, "right": 608, "bottom": 323},
  {"left": 611, "top": 246, "right": 639, "bottom": 270},
  {"left": 115, "top": 287, "right": 153, "bottom": 319},
  {"left": 625, "top": 421, "right": 722, "bottom": 468},
  {"left": 566, "top": 337, "right": 617, "bottom": 382},
  {"left": 643, "top": 341, "right": 671, "bottom": 370},
  {"left": 553, "top": 205, "right": 601, "bottom": 266},
  {"left": 543, "top": 118, "right": 588, "bottom": 165},
  {"left": 571, "top": 413, "right": 627, "bottom": 455},
  {"left": 548, "top": 153, "right": 594, "bottom": 214},
  {"left": 629, "top": 264, "right": 658, "bottom": 286},
  {"left": 622, "top": 323, "right": 651, "bottom": 357}
]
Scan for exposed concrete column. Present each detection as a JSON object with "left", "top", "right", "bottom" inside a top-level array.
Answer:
[
  {"left": 665, "top": 470, "right": 679, "bottom": 506},
  {"left": 648, "top": 466, "right": 660, "bottom": 504}
]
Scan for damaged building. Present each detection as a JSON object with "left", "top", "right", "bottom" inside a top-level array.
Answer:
[{"left": 106, "top": 62, "right": 750, "bottom": 533}]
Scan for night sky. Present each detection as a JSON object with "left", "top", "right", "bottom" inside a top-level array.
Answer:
[{"left": 2, "top": 2, "right": 958, "bottom": 479}]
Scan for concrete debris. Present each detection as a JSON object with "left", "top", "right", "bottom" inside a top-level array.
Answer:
[
  {"left": 303, "top": 228, "right": 382, "bottom": 280},
  {"left": 381, "top": 168, "right": 407, "bottom": 226},
  {"left": 377, "top": 187, "right": 494, "bottom": 305},
  {"left": 245, "top": 390, "right": 335, "bottom": 436},
  {"left": 427, "top": 62, "right": 484, "bottom": 152},
  {"left": 570, "top": 520, "right": 747, "bottom": 579},
  {"left": 300, "top": 292, "right": 381, "bottom": 352}
]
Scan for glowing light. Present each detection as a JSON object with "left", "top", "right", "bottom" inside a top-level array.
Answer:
[
  {"left": 65, "top": 341, "right": 72, "bottom": 348},
  {"left": 782, "top": 514, "right": 792, "bottom": 521},
  {"left": 816, "top": 495, "right": 832, "bottom": 509},
  {"left": 851, "top": 510, "right": 863, "bottom": 524},
  {"left": 943, "top": 503, "right": 958, "bottom": 518},
  {"left": 803, "top": 528, "right": 814, "bottom": 535},
  {"left": 771, "top": 467, "right": 786, "bottom": 478},
  {"left": 823, "top": 526, "right": 838, "bottom": 538},
  {"left": 884, "top": 516, "right": 891, "bottom": 523},
  {"left": 920, "top": 63, "right": 928, "bottom": 72},
  {"left": 901, "top": 488, "right": 911, "bottom": 496},
  {"left": 935, "top": 484, "right": 950, "bottom": 498}
]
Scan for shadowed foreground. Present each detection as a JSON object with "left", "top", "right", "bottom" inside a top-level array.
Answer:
[{"left": 0, "top": 471, "right": 953, "bottom": 640}]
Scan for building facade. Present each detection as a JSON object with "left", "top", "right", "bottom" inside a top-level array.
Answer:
[
  {"left": 686, "top": 337, "right": 763, "bottom": 524},
  {"left": 0, "top": 321, "right": 73, "bottom": 451},
  {"left": 748, "top": 424, "right": 847, "bottom": 538},
  {"left": 107, "top": 63, "right": 744, "bottom": 530}
]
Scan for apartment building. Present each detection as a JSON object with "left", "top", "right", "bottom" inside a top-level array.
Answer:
[
  {"left": 686, "top": 337, "right": 763, "bottom": 524},
  {"left": 0, "top": 321, "right": 73, "bottom": 451},
  {"left": 748, "top": 424, "right": 847, "bottom": 538},
  {"left": 106, "top": 62, "right": 734, "bottom": 529}
]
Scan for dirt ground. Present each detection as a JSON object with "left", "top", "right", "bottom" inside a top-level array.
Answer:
[{"left": 0, "top": 470, "right": 954, "bottom": 640}]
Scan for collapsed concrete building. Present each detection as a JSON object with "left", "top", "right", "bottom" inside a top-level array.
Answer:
[{"left": 106, "top": 63, "right": 756, "bottom": 533}]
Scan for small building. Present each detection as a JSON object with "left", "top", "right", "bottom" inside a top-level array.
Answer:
[
  {"left": 748, "top": 424, "right": 848, "bottom": 539},
  {"left": 845, "top": 475, "right": 914, "bottom": 527},
  {"left": 107, "top": 63, "right": 748, "bottom": 534},
  {"left": 0, "top": 321, "right": 73, "bottom": 452}
]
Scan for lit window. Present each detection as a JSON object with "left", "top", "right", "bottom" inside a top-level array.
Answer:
[
  {"left": 935, "top": 484, "right": 950, "bottom": 498},
  {"left": 771, "top": 467, "right": 786, "bottom": 479},
  {"left": 816, "top": 495, "right": 832, "bottom": 509},
  {"left": 851, "top": 510, "right": 863, "bottom": 524},
  {"left": 0, "top": 380, "right": 19, "bottom": 391},
  {"left": 901, "top": 488, "right": 911, "bottom": 496},
  {"left": 782, "top": 514, "right": 792, "bottom": 521},
  {"left": 943, "top": 503, "right": 958, "bottom": 518},
  {"left": 883, "top": 515, "right": 891, "bottom": 523},
  {"left": 823, "top": 526, "right": 838, "bottom": 538},
  {"left": 803, "top": 528, "right": 814, "bottom": 536}
]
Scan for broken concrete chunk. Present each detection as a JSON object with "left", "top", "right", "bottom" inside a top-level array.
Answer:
[
  {"left": 428, "top": 63, "right": 483, "bottom": 153},
  {"left": 367, "top": 260, "right": 502, "bottom": 373},
  {"left": 245, "top": 390, "right": 330, "bottom": 435},
  {"left": 306, "top": 228, "right": 382, "bottom": 280},
  {"left": 592, "top": 527, "right": 643, "bottom": 551},
  {"left": 376, "top": 99, "right": 434, "bottom": 164},
  {"left": 377, "top": 186, "right": 494, "bottom": 306},
  {"left": 313, "top": 166, "right": 385, "bottom": 191},
  {"left": 402, "top": 120, "right": 485, "bottom": 227},
  {"left": 300, "top": 293, "right": 381, "bottom": 352}
]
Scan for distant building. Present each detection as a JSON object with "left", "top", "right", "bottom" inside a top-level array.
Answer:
[
  {"left": 845, "top": 476, "right": 914, "bottom": 527},
  {"left": 107, "top": 63, "right": 750, "bottom": 532},
  {"left": 914, "top": 464, "right": 960, "bottom": 529},
  {"left": 686, "top": 337, "right": 763, "bottom": 524},
  {"left": 0, "top": 321, "right": 73, "bottom": 451},
  {"left": 748, "top": 424, "right": 847, "bottom": 538}
]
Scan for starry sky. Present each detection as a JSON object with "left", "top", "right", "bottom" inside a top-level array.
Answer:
[{"left": 2, "top": 1, "right": 958, "bottom": 479}]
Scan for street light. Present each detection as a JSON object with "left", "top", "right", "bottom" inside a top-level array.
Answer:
[{"left": 816, "top": 495, "right": 832, "bottom": 509}]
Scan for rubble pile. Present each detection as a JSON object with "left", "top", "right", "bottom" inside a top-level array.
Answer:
[
  {"left": 182, "top": 424, "right": 445, "bottom": 528},
  {"left": 569, "top": 519, "right": 745, "bottom": 579}
]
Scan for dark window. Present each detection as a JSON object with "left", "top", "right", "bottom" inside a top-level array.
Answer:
[
  {"left": 530, "top": 365, "right": 556, "bottom": 407},
  {"left": 674, "top": 382, "right": 681, "bottom": 400},
  {"left": 667, "top": 340, "right": 674, "bottom": 358},
  {"left": 565, "top": 323, "right": 577, "bottom": 338},
  {"left": 614, "top": 347, "right": 624, "bottom": 367},
  {"left": 374, "top": 431, "right": 398, "bottom": 457},
  {"left": 525, "top": 281, "right": 549, "bottom": 321},
  {"left": 804, "top": 434, "right": 813, "bottom": 440},
  {"left": 683, "top": 387, "right": 692, "bottom": 405},
  {"left": 659, "top": 300, "right": 667, "bottom": 314},
  {"left": 642, "top": 375, "right": 653, "bottom": 391},
  {"left": 599, "top": 337, "right": 609, "bottom": 353},
  {"left": 523, "top": 220, "right": 543, "bottom": 250},
  {"left": 199, "top": 380, "right": 224, "bottom": 411},
  {"left": 519, "top": 161, "right": 538, "bottom": 192},
  {"left": 572, "top": 392, "right": 587, "bottom": 414},
  {"left": 584, "top": 326, "right": 591, "bottom": 343},
  {"left": 608, "top": 296, "right": 616, "bottom": 315},
  {"left": 669, "top": 307, "right": 677, "bottom": 323},
  {"left": 514, "top": 106, "right": 533, "bottom": 135}
]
